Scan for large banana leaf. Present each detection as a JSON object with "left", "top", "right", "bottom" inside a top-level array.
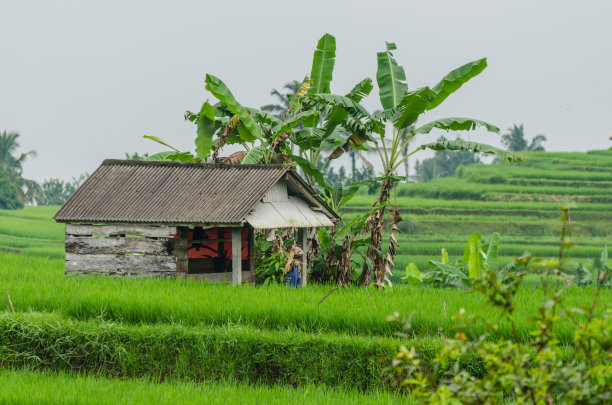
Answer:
[
  {"left": 427, "top": 58, "right": 488, "bottom": 111},
  {"left": 462, "top": 233, "right": 483, "bottom": 278},
  {"left": 290, "top": 154, "right": 327, "bottom": 188},
  {"left": 425, "top": 261, "right": 470, "bottom": 289},
  {"left": 393, "top": 87, "right": 436, "bottom": 129},
  {"left": 319, "top": 126, "right": 350, "bottom": 152},
  {"left": 249, "top": 108, "right": 282, "bottom": 129},
  {"left": 205, "top": 74, "right": 262, "bottom": 141},
  {"left": 276, "top": 110, "right": 319, "bottom": 135},
  {"left": 486, "top": 233, "right": 500, "bottom": 270},
  {"left": 310, "top": 34, "right": 336, "bottom": 94},
  {"left": 240, "top": 146, "right": 267, "bottom": 164},
  {"left": 236, "top": 124, "right": 258, "bottom": 142},
  {"left": 414, "top": 117, "right": 500, "bottom": 134},
  {"left": 143, "top": 135, "right": 181, "bottom": 152},
  {"left": 146, "top": 151, "right": 176, "bottom": 161},
  {"left": 346, "top": 78, "right": 373, "bottom": 102},
  {"left": 194, "top": 100, "right": 215, "bottom": 161},
  {"left": 402, "top": 263, "right": 423, "bottom": 284},
  {"left": 420, "top": 139, "right": 521, "bottom": 163},
  {"left": 376, "top": 42, "right": 407, "bottom": 110},
  {"left": 290, "top": 127, "right": 326, "bottom": 150},
  {"left": 304, "top": 94, "right": 372, "bottom": 118}
]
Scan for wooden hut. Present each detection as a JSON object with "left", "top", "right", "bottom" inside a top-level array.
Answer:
[{"left": 53, "top": 160, "right": 339, "bottom": 285}]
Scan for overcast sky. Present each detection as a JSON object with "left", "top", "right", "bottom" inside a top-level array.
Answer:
[{"left": 2, "top": 0, "right": 611, "bottom": 182}]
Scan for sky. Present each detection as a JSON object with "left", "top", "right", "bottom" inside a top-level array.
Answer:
[{"left": 1, "top": 0, "right": 611, "bottom": 182}]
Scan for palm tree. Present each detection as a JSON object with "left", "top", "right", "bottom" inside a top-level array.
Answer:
[
  {"left": 501, "top": 124, "right": 546, "bottom": 152},
  {"left": 0, "top": 131, "right": 41, "bottom": 204},
  {"left": 347, "top": 149, "right": 373, "bottom": 182},
  {"left": 260, "top": 80, "right": 301, "bottom": 118},
  {"left": 399, "top": 125, "right": 416, "bottom": 181}
]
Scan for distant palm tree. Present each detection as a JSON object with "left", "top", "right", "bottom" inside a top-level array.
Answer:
[
  {"left": 501, "top": 124, "right": 546, "bottom": 152},
  {"left": 125, "top": 152, "right": 149, "bottom": 160},
  {"left": 347, "top": 149, "right": 373, "bottom": 182},
  {"left": 399, "top": 125, "right": 416, "bottom": 181},
  {"left": 0, "top": 131, "right": 41, "bottom": 204},
  {"left": 260, "top": 80, "right": 301, "bottom": 118}
]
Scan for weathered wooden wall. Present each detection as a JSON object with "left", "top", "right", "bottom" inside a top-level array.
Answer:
[
  {"left": 64, "top": 224, "right": 253, "bottom": 284},
  {"left": 65, "top": 224, "right": 180, "bottom": 278}
]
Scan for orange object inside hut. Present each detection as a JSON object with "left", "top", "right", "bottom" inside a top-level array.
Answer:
[{"left": 173, "top": 227, "right": 248, "bottom": 260}]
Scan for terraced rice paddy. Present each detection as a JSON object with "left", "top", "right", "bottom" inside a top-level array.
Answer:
[{"left": 344, "top": 149, "right": 612, "bottom": 275}]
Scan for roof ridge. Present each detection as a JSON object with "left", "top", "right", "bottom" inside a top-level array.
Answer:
[{"left": 101, "top": 159, "right": 288, "bottom": 169}]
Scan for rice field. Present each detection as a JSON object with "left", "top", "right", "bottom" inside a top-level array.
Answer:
[
  {"left": 0, "top": 149, "right": 611, "bottom": 400},
  {"left": 2, "top": 252, "right": 609, "bottom": 344},
  {"left": 0, "top": 369, "right": 410, "bottom": 405}
]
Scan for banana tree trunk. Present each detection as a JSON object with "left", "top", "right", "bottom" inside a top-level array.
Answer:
[{"left": 359, "top": 177, "right": 392, "bottom": 286}]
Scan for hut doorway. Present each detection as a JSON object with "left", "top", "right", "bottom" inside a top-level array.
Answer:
[{"left": 179, "top": 226, "right": 254, "bottom": 283}]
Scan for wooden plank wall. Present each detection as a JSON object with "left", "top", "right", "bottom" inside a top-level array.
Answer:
[
  {"left": 65, "top": 224, "right": 180, "bottom": 278},
  {"left": 64, "top": 224, "right": 252, "bottom": 284}
]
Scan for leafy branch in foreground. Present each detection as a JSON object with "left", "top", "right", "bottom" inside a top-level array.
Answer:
[{"left": 387, "top": 206, "right": 612, "bottom": 403}]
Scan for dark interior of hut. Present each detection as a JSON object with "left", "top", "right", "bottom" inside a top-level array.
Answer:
[{"left": 179, "top": 227, "right": 249, "bottom": 274}]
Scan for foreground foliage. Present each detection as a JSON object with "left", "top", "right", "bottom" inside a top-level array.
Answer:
[{"left": 387, "top": 207, "right": 612, "bottom": 403}]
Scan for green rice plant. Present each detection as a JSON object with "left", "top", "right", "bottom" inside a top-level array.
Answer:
[
  {"left": 1, "top": 252, "right": 610, "bottom": 344},
  {"left": 344, "top": 196, "right": 612, "bottom": 213},
  {"left": 0, "top": 312, "right": 401, "bottom": 390},
  {"left": 0, "top": 215, "right": 64, "bottom": 240},
  {"left": 395, "top": 219, "right": 609, "bottom": 237},
  {"left": 394, "top": 234, "right": 610, "bottom": 247},
  {"left": 0, "top": 206, "right": 60, "bottom": 220},
  {"left": 458, "top": 164, "right": 612, "bottom": 182},
  {"left": 0, "top": 369, "right": 412, "bottom": 405},
  {"left": 396, "top": 178, "right": 612, "bottom": 200},
  {"left": 396, "top": 240, "right": 602, "bottom": 259}
]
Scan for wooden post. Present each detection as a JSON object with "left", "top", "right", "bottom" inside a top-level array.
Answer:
[
  {"left": 299, "top": 227, "right": 308, "bottom": 286},
  {"left": 248, "top": 225, "right": 255, "bottom": 273},
  {"left": 174, "top": 227, "right": 189, "bottom": 278},
  {"left": 232, "top": 227, "right": 242, "bottom": 285},
  {"left": 217, "top": 227, "right": 225, "bottom": 272}
]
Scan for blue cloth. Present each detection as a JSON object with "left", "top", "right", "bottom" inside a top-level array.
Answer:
[{"left": 283, "top": 265, "right": 301, "bottom": 287}]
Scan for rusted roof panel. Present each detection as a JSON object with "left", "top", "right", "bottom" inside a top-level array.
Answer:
[{"left": 54, "top": 160, "right": 291, "bottom": 224}]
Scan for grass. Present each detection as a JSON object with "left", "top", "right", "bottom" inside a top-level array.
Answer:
[
  {"left": 0, "top": 312, "right": 401, "bottom": 390},
  {"left": 2, "top": 252, "right": 609, "bottom": 344},
  {"left": 0, "top": 369, "right": 410, "bottom": 404}
]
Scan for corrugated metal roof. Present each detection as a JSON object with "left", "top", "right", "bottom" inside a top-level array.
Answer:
[
  {"left": 245, "top": 198, "right": 334, "bottom": 229},
  {"left": 54, "top": 160, "right": 295, "bottom": 224},
  {"left": 263, "top": 180, "right": 288, "bottom": 202},
  {"left": 54, "top": 159, "right": 339, "bottom": 226}
]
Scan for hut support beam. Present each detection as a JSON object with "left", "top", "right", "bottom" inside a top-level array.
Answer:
[
  {"left": 299, "top": 227, "right": 308, "bottom": 286},
  {"left": 232, "top": 227, "right": 242, "bottom": 285}
]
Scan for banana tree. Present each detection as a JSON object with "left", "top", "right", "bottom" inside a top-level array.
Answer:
[
  {"left": 144, "top": 33, "right": 378, "bottom": 180},
  {"left": 360, "top": 42, "right": 521, "bottom": 287}
]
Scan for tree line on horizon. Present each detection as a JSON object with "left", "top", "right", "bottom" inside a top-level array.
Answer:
[{"left": 0, "top": 131, "right": 88, "bottom": 209}]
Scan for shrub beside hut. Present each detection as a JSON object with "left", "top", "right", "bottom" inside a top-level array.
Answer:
[{"left": 54, "top": 160, "right": 338, "bottom": 285}]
